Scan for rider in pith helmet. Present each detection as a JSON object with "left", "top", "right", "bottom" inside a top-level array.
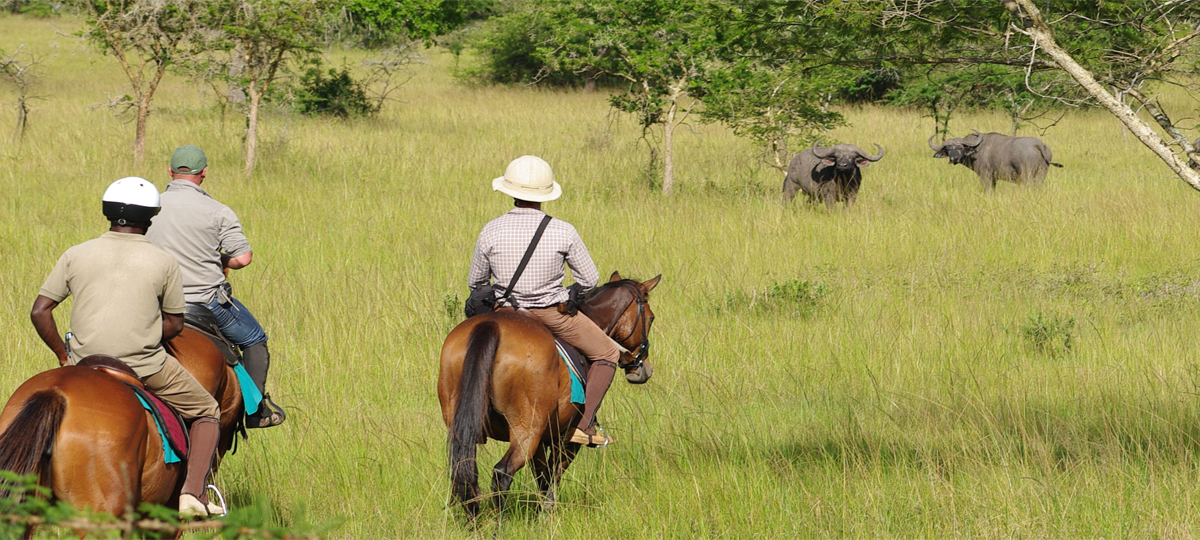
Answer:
[
  {"left": 31, "top": 177, "right": 226, "bottom": 518},
  {"left": 468, "top": 155, "right": 621, "bottom": 447}
]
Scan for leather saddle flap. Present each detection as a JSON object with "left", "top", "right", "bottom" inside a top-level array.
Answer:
[{"left": 184, "top": 303, "right": 241, "bottom": 366}]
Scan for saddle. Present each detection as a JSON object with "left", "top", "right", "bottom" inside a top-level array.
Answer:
[
  {"left": 184, "top": 303, "right": 241, "bottom": 366},
  {"left": 182, "top": 303, "right": 265, "bottom": 422},
  {"left": 77, "top": 355, "right": 189, "bottom": 462},
  {"left": 554, "top": 340, "right": 587, "bottom": 405}
]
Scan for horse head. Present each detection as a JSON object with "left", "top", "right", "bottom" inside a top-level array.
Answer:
[{"left": 580, "top": 271, "right": 662, "bottom": 384}]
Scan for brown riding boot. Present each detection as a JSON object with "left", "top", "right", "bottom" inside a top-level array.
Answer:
[
  {"left": 179, "top": 417, "right": 225, "bottom": 518},
  {"left": 569, "top": 361, "right": 616, "bottom": 447}
]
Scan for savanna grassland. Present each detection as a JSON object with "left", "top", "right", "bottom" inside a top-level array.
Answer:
[{"left": 6, "top": 13, "right": 1200, "bottom": 539}]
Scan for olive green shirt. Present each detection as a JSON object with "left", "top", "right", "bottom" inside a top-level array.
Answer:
[{"left": 39, "top": 232, "right": 185, "bottom": 377}]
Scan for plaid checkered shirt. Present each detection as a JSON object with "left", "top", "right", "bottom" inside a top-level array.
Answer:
[{"left": 468, "top": 207, "right": 600, "bottom": 308}]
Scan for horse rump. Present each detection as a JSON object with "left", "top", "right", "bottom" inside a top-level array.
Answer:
[
  {"left": 449, "top": 320, "right": 500, "bottom": 515},
  {"left": 0, "top": 390, "right": 66, "bottom": 495}
]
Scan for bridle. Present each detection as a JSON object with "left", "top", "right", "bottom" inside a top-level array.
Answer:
[{"left": 600, "top": 283, "right": 651, "bottom": 371}]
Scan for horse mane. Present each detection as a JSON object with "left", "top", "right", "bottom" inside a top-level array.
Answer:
[{"left": 586, "top": 278, "right": 643, "bottom": 300}]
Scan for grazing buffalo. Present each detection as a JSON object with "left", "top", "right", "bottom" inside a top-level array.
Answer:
[
  {"left": 782, "top": 142, "right": 885, "bottom": 208},
  {"left": 929, "top": 130, "right": 1062, "bottom": 191}
]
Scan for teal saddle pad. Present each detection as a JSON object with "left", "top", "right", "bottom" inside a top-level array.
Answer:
[{"left": 554, "top": 340, "right": 586, "bottom": 405}]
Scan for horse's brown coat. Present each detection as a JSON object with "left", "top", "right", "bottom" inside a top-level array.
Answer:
[
  {"left": 439, "top": 273, "right": 660, "bottom": 516},
  {"left": 0, "top": 327, "right": 243, "bottom": 521}
]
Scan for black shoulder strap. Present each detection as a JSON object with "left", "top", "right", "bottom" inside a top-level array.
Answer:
[{"left": 500, "top": 214, "right": 552, "bottom": 308}]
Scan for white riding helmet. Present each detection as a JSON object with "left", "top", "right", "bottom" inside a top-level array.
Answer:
[{"left": 102, "top": 177, "right": 161, "bottom": 224}]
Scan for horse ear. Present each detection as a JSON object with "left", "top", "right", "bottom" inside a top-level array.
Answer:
[
  {"left": 609, "top": 271, "right": 622, "bottom": 282},
  {"left": 640, "top": 274, "right": 661, "bottom": 293}
]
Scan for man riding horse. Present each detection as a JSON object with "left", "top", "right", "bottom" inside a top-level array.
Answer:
[
  {"left": 29, "top": 177, "right": 225, "bottom": 518},
  {"left": 468, "top": 155, "right": 620, "bottom": 447},
  {"left": 146, "top": 145, "right": 285, "bottom": 428}
]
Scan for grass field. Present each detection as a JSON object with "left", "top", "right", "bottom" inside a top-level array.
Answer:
[{"left": 6, "top": 13, "right": 1200, "bottom": 538}]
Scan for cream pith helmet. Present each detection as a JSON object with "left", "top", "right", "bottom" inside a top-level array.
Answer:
[{"left": 492, "top": 155, "right": 562, "bottom": 202}]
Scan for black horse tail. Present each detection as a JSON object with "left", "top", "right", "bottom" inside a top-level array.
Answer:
[
  {"left": 449, "top": 320, "right": 499, "bottom": 515},
  {"left": 0, "top": 390, "right": 66, "bottom": 496}
]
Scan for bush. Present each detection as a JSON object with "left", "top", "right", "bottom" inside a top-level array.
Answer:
[
  {"left": 294, "top": 63, "right": 377, "bottom": 118},
  {"left": 1021, "top": 311, "right": 1076, "bottom": 356},
  {"left": 717, "top": 278, "right": 829, "bottom": 317}
]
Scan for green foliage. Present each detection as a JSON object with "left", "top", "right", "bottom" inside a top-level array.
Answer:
[
  {"left": 294, "top": 61, "right": 377, "bottom": 117},
  {"left": 4, "top": 0, "right": 57, "bottom": 17},
  {"left": 718, "top": 278, "right": 828, "bottom": 317},
  {"left": 1021, "top": 311, "right": 1076, "bottom": 356},
  {"left": 336, "top": 0, "right": 494, "bottom": 47},
  {"left": 0, "top": 471, "right": 338, "bottom": 538},
  {"left": 442, "top": 290, "right": 461, "bottom": 320}
]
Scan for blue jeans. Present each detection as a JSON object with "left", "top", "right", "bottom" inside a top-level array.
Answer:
[{"left": 204, "top": 293, "right": 268, "bottom": 349}]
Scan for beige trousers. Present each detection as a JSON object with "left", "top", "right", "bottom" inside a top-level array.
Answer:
[
  {"left": 526, "top": 307, "right": 621, "bottom": 366},
  {"left": 141, "top": 355, "right": 221, "bottom": 420}
]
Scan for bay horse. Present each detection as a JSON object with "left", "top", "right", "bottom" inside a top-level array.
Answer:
[
  {"left": 0, "top": 326, "right": 243, "bottom": 532},
  {"left": 439, "top": 272, "right": 661, "bottom": 516}
]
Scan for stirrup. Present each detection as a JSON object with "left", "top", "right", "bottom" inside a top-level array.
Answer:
[
  {"left": 207, "top": 484, "right": 228, "bottom": 517},
  {"left": 569, "top": 427, "right": 613, "bottom": 447}
]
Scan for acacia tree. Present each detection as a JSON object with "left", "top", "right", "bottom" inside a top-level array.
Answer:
[
  {"left": 0, "top": 46, "right": 42, "bottom": 145},
  {"left": 517, "top": 0, "right": 722, "bottom": 196},
  {"left": 204, "top": 0, "right": 328, "bottom": 174},
  {"left": 76, "top": 0, "right": 204, "bottom": 164}
]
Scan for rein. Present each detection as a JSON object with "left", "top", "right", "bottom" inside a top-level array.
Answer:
[{"left": 600, "top": 283, "right": 650, "bottom": 371}]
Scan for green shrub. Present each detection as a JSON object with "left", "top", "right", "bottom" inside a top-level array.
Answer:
[
  {"left": 1021, "top": 311, "right": 1076, "bottom": 356},
  {"left": 717, "top": 278, "right": 828, "bottom": 317},
  {"left": 294, "top": 63, "right": 377, "bottom": 118}
]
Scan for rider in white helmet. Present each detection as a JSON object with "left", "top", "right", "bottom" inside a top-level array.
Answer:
[{"left": 31, "top": 177, "right": 226, "bottom": 518}]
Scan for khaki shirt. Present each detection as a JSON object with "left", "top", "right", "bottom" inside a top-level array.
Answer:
[
  {"left": 39, "top": 232, "right": 185, "bottom": 377},
  {"left": 146, "top": 180, "right": 252, "bottom": 303}
]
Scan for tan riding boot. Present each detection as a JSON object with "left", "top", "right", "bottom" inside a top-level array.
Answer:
[
  {"left": 569, "top": 361, "right": 616, "bottom": 447},
  {"left": 179, "top": 417, "right": 225, "bottom": 518}
]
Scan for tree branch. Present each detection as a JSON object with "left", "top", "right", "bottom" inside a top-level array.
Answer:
[{"left": 1008, "top": 0, "right": 1200, "bottom": 191}]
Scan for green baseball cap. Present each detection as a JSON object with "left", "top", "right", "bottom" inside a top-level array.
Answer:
[{"left": 170, "top": 145, "right": 208, "bottom": 175}]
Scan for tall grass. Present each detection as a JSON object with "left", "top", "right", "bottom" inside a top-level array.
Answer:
[{"left": 5, "top": 14, "right": 1200, "bottom": 538}]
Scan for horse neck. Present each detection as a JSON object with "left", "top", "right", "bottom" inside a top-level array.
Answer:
[{"left": 581, "top": 282, "right": 638, "bottom": 333}]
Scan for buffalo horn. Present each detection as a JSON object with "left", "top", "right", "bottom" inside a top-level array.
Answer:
[
  {"left": 927, "top": 133, "right": 943, "bottom": 151},
  {"left": 859, "top": 143, "right": 885, "bottom": 161},
  {"left": 964, "top": 130, "right": 983, "bottom": 146},
  {"left": 811, "top": 140, "right": 834, "bottom": 159}
]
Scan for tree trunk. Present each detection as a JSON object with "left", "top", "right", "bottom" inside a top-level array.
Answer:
[
  {"left": 12, "top": 95, "right": 26, "bottom": 145},
  {"left": 245, "top": 82, "right": 261, "bottom": 175},
  {"left": 133, "top": 94, "right": 150, "bottom": 165},
  {"left": 584, "top": 68, "right": 597, "bottom": 93},
  {"left": 662, "top": 97, "right": 677, "bottom": 196},
  {"left": 1009, "top": 0, "right": 1200, "bottom": 191}
]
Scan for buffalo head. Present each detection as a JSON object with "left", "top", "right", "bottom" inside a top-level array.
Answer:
[
  {"left": 811, "top": 142, "right": 885, "bottom": 171},
  {"left": 929, "top": 130, "right": 984, "bottom": 165}
]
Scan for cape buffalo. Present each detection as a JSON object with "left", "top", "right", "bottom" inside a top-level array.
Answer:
[
  {"left": 929, "top": 131, "right": 1062, "bottom": 191},
  {"left": 782, "top": 142, "right": 885, "bottom": 208}
]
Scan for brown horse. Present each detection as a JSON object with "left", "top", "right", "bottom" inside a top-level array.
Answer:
[
  {"left": 0, "top": 326, "right": 243, "bottom": 529},
  {"left": 439, "top": 272, "right": 661, "bottom": 516}
]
